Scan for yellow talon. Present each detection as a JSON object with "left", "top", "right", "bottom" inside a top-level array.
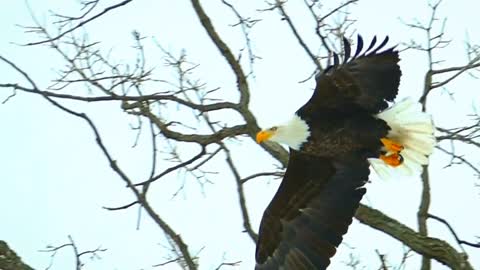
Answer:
[
  {"left": 381, "top": 138, "right": 404, "bottom": 153},
  {"left": 380, "top": 153, "right": 404, "bottom": 167}
]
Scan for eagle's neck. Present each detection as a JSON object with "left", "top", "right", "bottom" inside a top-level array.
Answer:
[{"left": 272, "top": 115, "right": 311, "bottom": 150}]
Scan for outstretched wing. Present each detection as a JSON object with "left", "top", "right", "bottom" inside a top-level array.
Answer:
[
  {"left": 255, "top": 151, "right": 369, "bottom": 270},
  {"left": 298, "top": 35, "right": 401, "bottom": 116}
]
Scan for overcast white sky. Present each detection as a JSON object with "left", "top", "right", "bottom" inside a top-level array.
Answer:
[{"left": 1, "top": 1, "right": 479, "bottom": 269}]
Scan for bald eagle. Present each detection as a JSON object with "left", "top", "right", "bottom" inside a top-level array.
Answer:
[{"left": 254, "top": 36, "right": 436, "bottom": 269}]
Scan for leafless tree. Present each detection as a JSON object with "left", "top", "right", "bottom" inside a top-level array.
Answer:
[{"left": 1, "top": 0, "right": 479, "bottom": 269}]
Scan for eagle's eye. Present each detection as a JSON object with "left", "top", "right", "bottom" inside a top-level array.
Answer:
[{"left": 270, "top": 126, "right": 278, "bottom": 132}]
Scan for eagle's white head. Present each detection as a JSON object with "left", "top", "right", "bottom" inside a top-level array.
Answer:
[{"left": 256, "top": 115, "right": 311, "bottom": 150}]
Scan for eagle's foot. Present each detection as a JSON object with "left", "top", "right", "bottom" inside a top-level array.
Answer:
[
  {"left": 380, "top": 138, "right": 404, "bottom": 153},
  {"left": 380, "top": 152, "right": 404, "bottom": 167}
]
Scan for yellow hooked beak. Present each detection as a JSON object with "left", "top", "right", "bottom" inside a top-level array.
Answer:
[{"left": 256, "top": 130, "right": 274, "bottom": 144}]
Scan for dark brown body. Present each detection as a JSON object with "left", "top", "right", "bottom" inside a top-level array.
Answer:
[{"left": 300, "top": 108, "right": 390, "bottom": 158}]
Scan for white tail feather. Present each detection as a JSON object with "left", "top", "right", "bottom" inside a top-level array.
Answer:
[{"left": 369, "top": 98, "right": 436, "bottom": 180}]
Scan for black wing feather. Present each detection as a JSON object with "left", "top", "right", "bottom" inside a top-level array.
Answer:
[
  {"left": 352, "top": 35, "right": 364, "bottom": 58},
  {"left": 255, "top": 151, "right": 369, "bottom": 270},
  {"left": 342, "top": 37, "right": 351, "bottom": 64},
  {"left": 299, "top": 35, "right": 401, "bottom": 115},
  {"left": 332, "top": 52, "right": 339, "bottom": 67},
  {"left": 369, "top": 36, "right": 390, "bottom": 55},
  {"left": 363, "top": 35, "right": 377, "bottom": 54}
]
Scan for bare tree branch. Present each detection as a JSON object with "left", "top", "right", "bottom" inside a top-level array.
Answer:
[
  {"left": 437, "top": 122, "right": 480, "bottom": 149},
  {"left": 0, "top": 83, "right": 238, "bottom": 112},
  {"left": 39, "top": 235, "right": 106, "bottom": 270},
  {"left": 436, "top": 145, "right": 480, "bottom": 177},
  {"left": 356, "top": 205, "right": 474, "bottom": 270},
  {"left": 375, "top": 249, "right": 389, "bottom": 270},
  {"left": 222, "top": 143, "right": 259, "bottom": 242},
  {"left": 428, "top": 213, "right": 480, "bottom": 249},
  {"left": 262, "top": 0, "right": 322, "bottom": 69},
  {"left": 240, "top": 171, "right": 284, "bottom": 184},
  {"left": 215, "top": 260, "right": 242, "bottom": 269},
  {"left": 221, "top": 0, "right": 261, "bottom": 76},
  {"left": 102, "top": 201, "right": 139, "bottom": 211},
  {"left": 190, "top": 0, "right": 250, "bottom": 107},
  {"left": 24, "top": 0, "right": 133, "bottom": 46}
]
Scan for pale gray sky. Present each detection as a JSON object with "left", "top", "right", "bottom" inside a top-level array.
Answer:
[{"left": 1, "top": 1, "right": 479, "bottom": 269}]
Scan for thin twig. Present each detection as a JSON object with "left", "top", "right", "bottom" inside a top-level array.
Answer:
[
  {"left": 24, "top": 0, "right": 133, "bottom": 46},
  {"left": 428, "top": 213, "right": 480, "bottom": 249}
]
